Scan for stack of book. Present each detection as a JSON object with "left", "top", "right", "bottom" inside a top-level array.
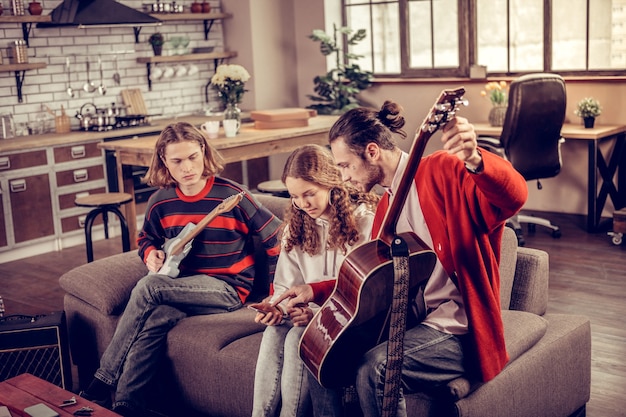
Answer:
[{"left": 250, "top": 108, "right": 316, "bottom": 129}]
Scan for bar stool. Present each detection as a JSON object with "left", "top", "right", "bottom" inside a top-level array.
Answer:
[
  {"left": 256, "top": 180, "right": 289, "bottom": 198},
  {"left": 74, "top": 192, "right": 133, "bottom": 262}
]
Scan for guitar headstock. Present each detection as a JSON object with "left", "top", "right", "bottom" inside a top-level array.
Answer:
[
  {"left": 420, "top": 87, "right": 468, "bottom": 134},
  {"left": 218, "top": 191, "right": 245, "bottom": 213}
]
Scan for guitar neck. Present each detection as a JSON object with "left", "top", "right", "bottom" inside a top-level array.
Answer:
[
  {"left": 377, "top": 88, "right": 467, "bottom": 245},
  {"left": 169, "top": 192, "right": 243, "bottom": 255}
]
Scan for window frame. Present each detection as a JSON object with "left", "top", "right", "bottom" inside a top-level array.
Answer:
[{"left": 341, "top": 0, "right": 626, "bottom": 78}]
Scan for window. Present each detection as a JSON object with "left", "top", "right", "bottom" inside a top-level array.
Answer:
[{"left": 341, "top": 0, "right": 626, "bottom": 77}]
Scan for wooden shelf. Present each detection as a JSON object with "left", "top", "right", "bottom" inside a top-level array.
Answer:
[
  {"left": 148, "top": 12, "right": 232, "bottom": 21},
  {"left": 136, "top": 51, "right": 237, "bottom": 90},
  {"left": 0, "top": 62, "right": 47, "bottom": 103},
  {"left": 136, "top": 51, "right": 236, "bottom": 64},
  {"left": 0, "top": 15, "right": 52, "bottom": 23},
  {"left": 145, "top": 12, "right": 232, "bottom": 40},
  {"left": 0, "top": 62, "right": 47, "bottom": 72}
]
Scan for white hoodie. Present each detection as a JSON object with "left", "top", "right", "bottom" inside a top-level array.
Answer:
[{"left": 270, "top": 203, "right": 375, "bottom": 312}]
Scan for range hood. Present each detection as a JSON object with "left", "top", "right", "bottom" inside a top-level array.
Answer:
[{"left": 38, "top": 0, "right": 162, "bottom": 28}]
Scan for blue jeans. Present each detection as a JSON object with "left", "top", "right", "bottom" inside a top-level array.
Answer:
[
  {"left": 252, "top": 323, "right": 311, "bottom": 417},
  {"left": 309, "top": 324, "right": 466, "bottom": 417},
  {"left": 94, "top": 273, "right": 242, "bottom": 411}
]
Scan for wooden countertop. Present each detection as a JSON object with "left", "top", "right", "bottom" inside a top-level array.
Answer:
[{"left": 0, "top": 115, "right": 216, "bottom": 154}]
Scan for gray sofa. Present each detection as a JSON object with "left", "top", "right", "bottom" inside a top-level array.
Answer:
[{"left": 59, "top": 194, "right": 591, "bottom": 417}]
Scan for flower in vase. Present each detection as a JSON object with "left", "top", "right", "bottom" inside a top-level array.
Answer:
[
  {"left": 574, "top": 97, "right": 602, "bottom": 119},
  {"left": 210, "top": 64, "right": 251, "bottom": 107},
  {"left": 481, "top": 81, "right": 509, "bottom": 107}
]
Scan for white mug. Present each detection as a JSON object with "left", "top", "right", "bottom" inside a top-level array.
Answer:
[
  {"left": 162, "top": 66, "right": 174, "bottom": 78},
  {"left": 175, "top": 64, "right": 187, "bottom": 77},
  {"left": 151, "top": 66, "right": 163, "bottom": 80},
  {"left": 200, "top": 120, "right": 220, "bottom": 139},
  {"left": 187, "top": 64, "right": 199, "bottom": 76},
  {"left": 223, "top": 119, "right": 240, "bottom": 138}
]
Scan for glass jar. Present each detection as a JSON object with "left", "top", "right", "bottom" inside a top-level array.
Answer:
[{"left": 223, "top": 103, "right": 241, "bottom": 133}]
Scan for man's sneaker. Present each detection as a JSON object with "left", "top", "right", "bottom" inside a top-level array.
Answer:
[{"left": 78, "top": 389, "right": 112, "bottom": 409}]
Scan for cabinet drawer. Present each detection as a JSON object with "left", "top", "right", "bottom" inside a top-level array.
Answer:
[
  {"left": 58, "top": 186, "right": 107, "bottom": 210},
  {"left": 0, "top": 150, "right": 47, "bottom": 172},
  {"left": 61, "top": 213, "right": 103, "bottom": 234},
  {"left": 54, "top": 142, "right": 101, "bottom": 163},
  {"left": 0, "top": 197, "right": 6, "bottom": 248},
  {"left": 9, "top": 173, "right": 54, "bottom": 243},
  {"left": 56, "top": 165, "right": 105, "bottom": 187}
]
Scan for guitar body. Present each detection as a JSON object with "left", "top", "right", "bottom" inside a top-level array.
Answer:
[
  {"left": 299, "top": 231, "right": 436, "bottom": 388},
  {"left": 156, "top": 222, "right": 195, "bottom": 278}
]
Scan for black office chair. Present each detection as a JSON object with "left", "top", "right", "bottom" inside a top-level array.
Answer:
[{"left": 478, "top": 73, "right": 566, "bottom": 246}]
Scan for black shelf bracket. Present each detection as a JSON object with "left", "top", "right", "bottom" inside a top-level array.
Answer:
[
  {"left": 14, "top": 70, "right": 27, "bottom": 103},
  {"left": 134, "top": 26, "right": 142, "bottom": 43},
  {"left": 145, "top": 63, "right": 153, "bottom": 91},
  {"left": 21, "top": 22, "right": 33, "bottom": 46},
  {"left": 203, "top": 19, "right": 215, "bottom": 40}
]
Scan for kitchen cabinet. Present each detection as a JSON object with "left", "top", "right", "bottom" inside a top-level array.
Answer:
[
  {"left": 0, "top": 140, "right": 107, "bottom": 256},
  {"left": 53, "top": 142, "right": 107, "bottom": 234},
  {"left": 0, "top": 150, "right": 54, "bottom": 246}
]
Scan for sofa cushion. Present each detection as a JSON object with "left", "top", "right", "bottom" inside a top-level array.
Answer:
[
  {"left": 59, "top": 250, "right": 147, "bottom": 315},
  {"left": 445, "top": 309, "right": 547, "bottom": 401}
]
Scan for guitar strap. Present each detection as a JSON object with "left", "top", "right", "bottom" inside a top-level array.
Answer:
[{"left": 381, "top": 236, "right": 410, "bottom": 417}]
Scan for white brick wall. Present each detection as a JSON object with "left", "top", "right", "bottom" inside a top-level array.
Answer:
[{"left": 0, "top": 0, "right": 226, "bottom": 133}]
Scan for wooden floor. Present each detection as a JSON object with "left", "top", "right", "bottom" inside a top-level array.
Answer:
[{"left": 0, "top": 211, "right": 624, "bottom": 417}]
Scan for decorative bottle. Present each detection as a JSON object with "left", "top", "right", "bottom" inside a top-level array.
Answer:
[{"left": 223, "top": 103, "right": 241, "bottom": 133}]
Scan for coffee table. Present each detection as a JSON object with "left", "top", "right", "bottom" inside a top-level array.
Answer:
[{"left": 0, "top": 373, "right": 119, "bottom": 416}]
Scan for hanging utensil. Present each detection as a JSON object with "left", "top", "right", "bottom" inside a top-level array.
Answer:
[
  {"left": 83, "top": 59, "right": 96, "bottom": 93},
  {"left": 97, "top": 55, "right": 107, "bottom": 95},
  {"left": 113, "top": 55, "right": 121, "bottom": 85},
  {"left": 66, "top": 57, "right": 75, "bottom": 98}
]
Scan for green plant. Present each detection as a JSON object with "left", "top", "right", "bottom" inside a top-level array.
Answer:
[
  {"left": 574, "top": 97, "right": 602, "bottom": 118},
  {"left": 148, "top": 33, "right": 164, "bottom": 46},
  {"left": 306, "top": 24, "right": 373, "bottom": 115}
]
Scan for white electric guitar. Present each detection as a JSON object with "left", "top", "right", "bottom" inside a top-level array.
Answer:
[{"left": 154, "top": 192, "right": 245, "bottom": 277}]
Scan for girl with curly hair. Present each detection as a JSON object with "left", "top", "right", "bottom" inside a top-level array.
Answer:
[{"left": 250, "top": 144, "right": 378, "bottom": 417}]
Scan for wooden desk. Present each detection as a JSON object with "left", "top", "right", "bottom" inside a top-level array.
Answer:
[
  {"left": 474, "top": 123, "right": 626, "bottom": 232},
  {"left": 98, "top": 115, "right": 338, "bottom": 247},
  {"left": 0, "top": 373, "right": 119, "bottom": 416}
]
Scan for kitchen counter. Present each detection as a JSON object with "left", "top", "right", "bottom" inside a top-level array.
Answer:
[{"left": 0, "top": 115, "right": 218, "bottom": 153}]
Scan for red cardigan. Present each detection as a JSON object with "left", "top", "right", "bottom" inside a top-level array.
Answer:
[{"left": 310, "top": 149, "right": 527, "bottom": 382}]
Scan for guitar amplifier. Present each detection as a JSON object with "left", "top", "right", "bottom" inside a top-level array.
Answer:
[{"left": 0, "top": 311, "right": 72, "bottom": 390}]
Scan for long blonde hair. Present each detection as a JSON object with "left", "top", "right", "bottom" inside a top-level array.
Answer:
[
  {"left": 281, "top": 144, "right": 378, "bottom": 255},
  {"left": 144, "top": 122, "right": 224, "bottom": 188}
]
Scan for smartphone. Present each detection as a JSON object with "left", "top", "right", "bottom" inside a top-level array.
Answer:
[
  {"left": 247, "top": 305, "right": 290, "bottom": 320},
  {"left": 24, "top": 404, "right": 59, "bottom": 417}
]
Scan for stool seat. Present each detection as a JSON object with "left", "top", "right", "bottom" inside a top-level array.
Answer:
[
  {"left": 75, "top": 192, "right": 133, "bottom": 208},
  {"left": 74, "top": 192, "right": 133, "bottom": 262},
  {"left": 257, "top": 180, "right": 288, "bottom": 197}
]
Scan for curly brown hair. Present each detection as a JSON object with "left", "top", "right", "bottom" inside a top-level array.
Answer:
[
  {"left": 281, "top": 144, "right": 378, "bottom": 256},
  {"left": 143, "top": 122, "right": 224, "bottom": 188}
]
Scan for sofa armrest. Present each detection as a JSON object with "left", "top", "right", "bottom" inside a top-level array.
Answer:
[
  {"left": 508, "top": 246, "right": 549, "bottom": 315},
  {"left": 59, "top": 250, "right": 147, "bottom": 316}
]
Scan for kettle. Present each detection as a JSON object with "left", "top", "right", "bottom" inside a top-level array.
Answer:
[
  {"left": 75, "top": 102, "right": 97, "bottom": 130},
  {"left": 0, "top": 113, "right": 15, "bottom": 139}
]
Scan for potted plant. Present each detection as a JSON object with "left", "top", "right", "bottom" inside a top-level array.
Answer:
[
  {"left": 574, "top": 97, "right": 602, "bottom": 128},
  {"left": 306, "top": 24, "right": 373, "bottom": 115},
  {"left": 148, "top": 33, "right": 165, "bottom": 56},
  {"left": 481, "top": 80, "right": 509, "bottom": 126}
]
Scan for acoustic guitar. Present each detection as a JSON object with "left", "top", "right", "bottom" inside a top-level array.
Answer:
[
  {"left": 298, "top": 88, "right": 468, "bottom": 389},
  {"left": 155, "top": 192, "right": 244, "bottom": 278}
]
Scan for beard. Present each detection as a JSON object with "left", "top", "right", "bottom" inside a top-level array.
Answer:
[{"left": 361, "top": 160, "right": 384, "bottom": 192}]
